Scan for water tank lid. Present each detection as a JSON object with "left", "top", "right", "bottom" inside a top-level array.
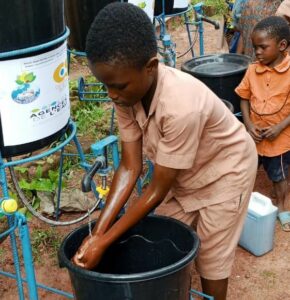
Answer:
[{"left": 181, "top": 54, "right": 252, "bottom": 78}]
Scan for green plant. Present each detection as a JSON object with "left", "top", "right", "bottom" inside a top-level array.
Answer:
[
  {"left": 69, "top": 78, "right": 78, "bottom": 92},
  {"left": 191, "top": 0, "right": 227, "bottom": 15},
  {"left": 16, "top": 165, "right": 63, "bottom": 193},
  {"left": 71, "top": 100, "right": 114, "bottom": 140},
  {"left": 15, "top": 165, "right": 65, "bottom": 220},
  {"left": 30, "top": 228, "right": 63, "bottom": 264},
  {"left": 0, "top": 248, "right": 7, "bottom": 266}
]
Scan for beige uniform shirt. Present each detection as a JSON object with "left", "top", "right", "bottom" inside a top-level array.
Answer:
[{"left": 115, "top": 64, "right": 257, "bottom": 212}]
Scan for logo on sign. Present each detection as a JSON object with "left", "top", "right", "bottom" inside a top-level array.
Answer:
[
  {"left": 11, "top": 72, "right": 40, "bottom": 104},
  {"left": 30, "top": 96, "right": 68, "bottom": 122}
]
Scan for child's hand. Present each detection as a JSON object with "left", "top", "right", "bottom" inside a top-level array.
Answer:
[
  {"left": 261, "top": 125, "right": 283, "bottom": 141},
  {"left": 246, "top": 123, "right": 264, "bottom": 143},
  {"left": 72, "top": 234, "right": 107, "bottom": 270}
]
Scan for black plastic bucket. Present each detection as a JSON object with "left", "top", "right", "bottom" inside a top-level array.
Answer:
[
  {"left": 64, "top": 0, "right": 119, "bottom": 52},
  {"left": 181, "top": 54, "right": 252, "bottom": 114},
  {"left": 0, "top": 0, "right": 65, "bottom": 52},
  {"left": 59, "top": 215, "right": 199, "bottom": 300}
]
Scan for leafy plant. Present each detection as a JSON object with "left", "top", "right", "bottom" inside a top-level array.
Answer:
[
  {"left": 191, "top": 0, "right": 227, "bottom": 15},
  {"left": 30, "top": 228, "right": 63, "bottom": 264},
  {"left": 16, "top": 165, "right": 63, "bottom": 193},
  {"left": 0, "top": 248, "right": 7, "bottom": 266},
  {"left": 71, "top": 100, "right": 114, "bottom": 140},
  {"left": 15, "top": 165, "right": 65, "bottom": 220},
  {"left": 69, "top": 79, "right": 77, "bottom": 90}
]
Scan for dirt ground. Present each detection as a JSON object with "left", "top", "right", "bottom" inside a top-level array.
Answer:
[{"left": 1, "top": 15, "right": 290, "bottom": 300}]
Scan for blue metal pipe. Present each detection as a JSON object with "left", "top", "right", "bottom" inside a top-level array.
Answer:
[
  {"left": 0, "top": 152, "right": 25, "bottom": 299},
  {"left": 17, "top": 213, "right": 38, "bottom": 300},
  {"left": 55, "top": 146, "right": 65, "bottom": 220},
  {"left": 193, "top": 3, "right": 205, "bottom": 56},
  {"left": 8, "top": 216, "right": 25, "bottom": 300}
]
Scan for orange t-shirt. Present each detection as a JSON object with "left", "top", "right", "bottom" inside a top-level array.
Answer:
[{"left": 235, "top": 53, "right": 290, "bottom": 157}]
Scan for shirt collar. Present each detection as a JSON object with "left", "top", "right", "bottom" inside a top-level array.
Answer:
[
  {"left": 147, "top": 63, "right": 166, "bottom": 117},
  {"left": 134, "top": 63, "right": 166, "bottom": 126},
  {"left": 255, "top": 52, "right": 290, "bottom": 74}
]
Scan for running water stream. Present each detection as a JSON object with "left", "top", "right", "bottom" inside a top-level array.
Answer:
[{"left": 87, "top": 207, "right": 93, "bottom": 238}]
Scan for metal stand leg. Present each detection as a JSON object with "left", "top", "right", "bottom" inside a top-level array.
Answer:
[
  {"left": 55, "top": 146, "right": 65, "bottom": 220},
  {"left": 190, "top": 288, "right": 214, "bottom": 299},
  {"left": 1, "top": 160, "right": 26, "bottom": 299},
  {"left": 18, "top": 213, "right": 38, "bottom": 300},
  {"left": 184, "top": 12, "right": 195, "bottom": 57},
  {"left": 8, "top": 216, "right": 26, "bottom": 300},
  {"left": 0, "top": 123, "right": 79, "bottom": 299}
]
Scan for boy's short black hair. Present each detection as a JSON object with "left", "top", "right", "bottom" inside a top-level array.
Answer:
[
  {"left": 85, "top": 2, "right": 157, "bottom": 68},
  {"left": 253, "top": 16, "right": 290, "bottom": 45}
]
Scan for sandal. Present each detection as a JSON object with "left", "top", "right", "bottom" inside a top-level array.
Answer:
[{"left": 278, "top": 211, "right": 290, "bottom": 232}]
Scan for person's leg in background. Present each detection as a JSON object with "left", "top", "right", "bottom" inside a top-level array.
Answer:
[
  {"left": 273, "top": 179, "right": 288, "bottom": 212},
  {"left": 262, "top": 152, "right": 290, "bottom": 214}
]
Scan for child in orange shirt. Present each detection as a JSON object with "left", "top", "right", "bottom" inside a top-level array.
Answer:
[{"left": 236, "top": 16, "right": 290, "bottom": 231}]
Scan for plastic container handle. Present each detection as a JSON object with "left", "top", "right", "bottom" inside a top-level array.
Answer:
[{"left": 252, "top": 194, "right": 273, "bottom": 208}]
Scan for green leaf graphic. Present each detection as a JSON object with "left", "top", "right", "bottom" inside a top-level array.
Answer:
[
  {"left": 138, "top": 2, "right": 146, "bottom": 9},
  {"left": 25, "top": 72, "right": 36, "bottom": 83}
]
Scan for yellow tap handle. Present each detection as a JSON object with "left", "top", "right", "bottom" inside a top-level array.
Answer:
[
  {"left": 96, "top": 186, "right": 110, "bottom": 199},
  {"left": 1, "top": 199, "right": 18, "bottom": 214}
]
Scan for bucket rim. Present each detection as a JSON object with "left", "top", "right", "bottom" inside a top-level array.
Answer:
[
  {"left": 58, "top": 215, "right": 200, "bottom": 282},
  {"left": 181, "top": 53, "right": 252, "bottom": 78}
]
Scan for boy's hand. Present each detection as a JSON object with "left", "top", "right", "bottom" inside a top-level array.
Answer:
[
  {"left": 72, "top": 234, "right": 107, "bottom": 270},
  {"left": 261, "top": 124, "right": 283, "bottom": 141},
  {"left": 246, "top": 123, "right": 264, "bottom": 143}
]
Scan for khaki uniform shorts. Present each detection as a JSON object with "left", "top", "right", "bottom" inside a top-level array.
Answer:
[{"left": 155, "top": 186, "right": 254, "bottom": 280}]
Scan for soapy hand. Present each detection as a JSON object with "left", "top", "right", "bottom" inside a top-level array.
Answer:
[{"left": 72, "top": 234, "right": 107, "bottom": 270}]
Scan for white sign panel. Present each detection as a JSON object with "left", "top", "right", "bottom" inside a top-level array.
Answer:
[
  {"left": 0, "top": 42, "right": 70, "bottom": 146},
  {"left": 128, "top": 0, "right": 155, "bottom": 21},
  {"left": 174, "top": 0, "right": 190, "bottom": 9}
]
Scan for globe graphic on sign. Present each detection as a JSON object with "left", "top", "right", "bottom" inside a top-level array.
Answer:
[{"left": 11, "top": 83, "right": 40, "bottom": 104}]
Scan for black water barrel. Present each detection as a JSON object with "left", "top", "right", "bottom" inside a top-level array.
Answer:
[
  {"left": 0, "top": 1, "right": 70, "bottom": 158},
  {"left": 154, "top": 0, "right": 174, "bottom": 15},
  {"left": 0, "top": 0, "right": 65, "bottom": 52},
  {"left": 59, "top": 215, "right": 200, "bottom": 300},
  {"left": 65, "top": 0, "right": 119, "bottom": 52},
  {"left": 181, "top": 54, "right": 252, "bottom": 114},
  {"left": 154, "top": 0, "right": 189, "bottom": 16}
]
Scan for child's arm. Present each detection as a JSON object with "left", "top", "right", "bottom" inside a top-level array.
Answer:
[
  {"left": 73, "top": 162, "right": 178, "bottom": 269},
  {"left": 262, "top": 115, "right": 290, "bottom": 141},
  {"left": 240, "top": 99, "right": 263, "bottom": 143},
  {"left": 72, "top": 139, "right": 143, "bottom": 268}
]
